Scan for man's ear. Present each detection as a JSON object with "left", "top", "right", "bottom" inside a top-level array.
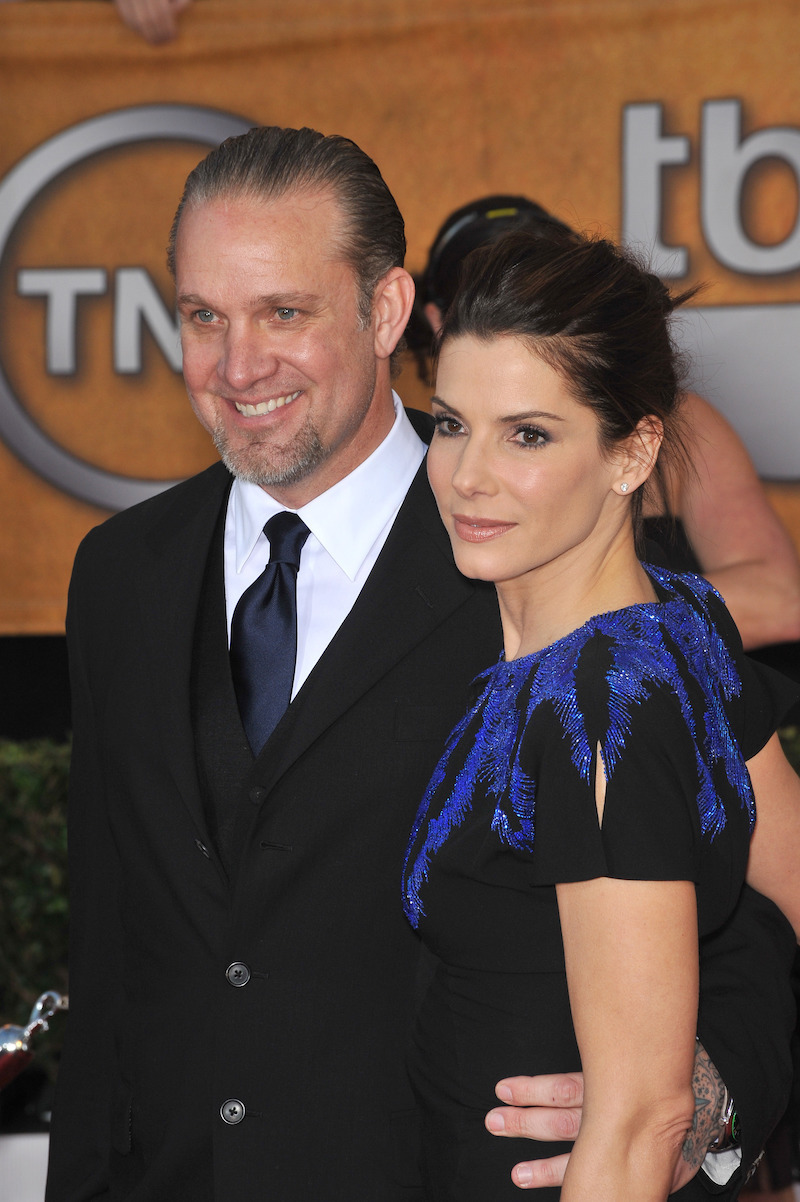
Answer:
[
  {"left": 372, "top": 267, "right": 415, "bottom": 361},
  {"left": 613, "top": 416, "right": 664, "bottom": 494}
]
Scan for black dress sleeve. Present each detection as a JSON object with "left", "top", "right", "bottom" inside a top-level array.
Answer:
[{"left": 520, "top": 636, "right": 710, "bottom": 888}]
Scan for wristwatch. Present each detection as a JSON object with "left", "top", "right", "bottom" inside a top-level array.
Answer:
[{"left": 708, "top": 1086, "right": 740, "bottom": 1152}]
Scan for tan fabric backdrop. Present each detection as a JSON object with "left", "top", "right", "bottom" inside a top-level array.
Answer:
[{"left": 0, "top": 0, "right": 798, "bottom": 631}]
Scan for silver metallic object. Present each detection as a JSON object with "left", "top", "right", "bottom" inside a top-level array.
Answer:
[{"left": 0, "top": 991, "right": 68, "bottom": 1091}]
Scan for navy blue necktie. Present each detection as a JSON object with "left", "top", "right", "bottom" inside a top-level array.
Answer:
[{"left": 230, "top": 511, "right": 310, "bottom": 754}]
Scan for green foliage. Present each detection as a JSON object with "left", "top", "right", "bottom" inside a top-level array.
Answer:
[{"left": 0, "top": 739, "right": 70, "bottom": 1076}]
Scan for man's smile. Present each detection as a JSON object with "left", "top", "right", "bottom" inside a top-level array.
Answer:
[{"left": 233, "top": 390, "right": 303, "bottom": 417}]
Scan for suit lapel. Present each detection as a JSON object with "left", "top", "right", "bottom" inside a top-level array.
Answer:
[
  {"left": 126, "top": 448, "right": 484, "bottom": 832},
  {"left": 135, "top": 462, "right": 233, "bottom": 842},
  {"left": 253, "top": 462, "right": 485, "bottom": 792}
]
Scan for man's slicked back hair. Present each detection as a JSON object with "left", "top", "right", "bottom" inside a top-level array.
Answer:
[{"left": 167, "top": 125, "right": 406, "bottom": 324}]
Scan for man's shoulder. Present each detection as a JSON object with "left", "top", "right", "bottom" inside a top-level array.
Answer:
[{"left": 79, "top": 460, "right": 231, "bottom": 554}]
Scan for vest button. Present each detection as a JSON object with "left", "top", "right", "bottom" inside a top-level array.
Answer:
[
  {"left": 220, "top": 1099, "right": 245, "bottom": 1125},
  {"left": 225, "top": 962, "right": 251, "bottom": 987}
]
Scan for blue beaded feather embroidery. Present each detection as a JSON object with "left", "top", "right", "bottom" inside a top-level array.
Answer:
[{"left": 403, "top": 566, "right": 754, "bottom": 928}]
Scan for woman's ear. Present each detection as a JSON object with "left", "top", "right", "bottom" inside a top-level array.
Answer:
[
  {"left": 372, "top": 267, "right": 416, "bottom": 361},
  {"left": 612, "top": 416, "right": 664, "bottom": 495}
]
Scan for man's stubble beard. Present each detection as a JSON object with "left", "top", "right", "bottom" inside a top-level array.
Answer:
[
  {"left": 211, "top": 412, "right": 328, "bottom": 489},
  {"left": 209, "top": 356, "right": 379, "bottom": 490}
]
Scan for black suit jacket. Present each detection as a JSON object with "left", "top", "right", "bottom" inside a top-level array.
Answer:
[{"left": 46, "top": 441, "right": 796, "bottom": 1201}]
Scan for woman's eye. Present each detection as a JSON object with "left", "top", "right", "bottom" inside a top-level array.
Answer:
[
  {"left": 514, "top": 426, "right": 548, "bottom": 448},
  {"left": 276, "top": 307, "right": 299, "bottom": 321},
  {"left": 433, "top": 415, "right": 464, "bottom": 436}
]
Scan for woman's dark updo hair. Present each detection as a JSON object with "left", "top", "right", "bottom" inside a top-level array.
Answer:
[{"left": 438, "top": 230, "right": 696, "bottom": 531}]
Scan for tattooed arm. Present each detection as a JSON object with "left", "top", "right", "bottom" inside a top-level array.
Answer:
[
  {"left": 682, "top": 1043, "right": 731, "bottom": 1178},
  {"left": 486, "top": 1040, "right": 728, "bottom": 1193}
]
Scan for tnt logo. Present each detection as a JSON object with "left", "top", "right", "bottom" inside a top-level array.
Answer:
[
  {"left": 0, "top": 105, "right": 251, "bottom": 510},
  {"left": 17, "top": 266, "right": 181, "bottom": 377}
]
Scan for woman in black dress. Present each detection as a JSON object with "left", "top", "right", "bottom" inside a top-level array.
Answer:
[{"left": 402, "top": 230, "right": 800, "bottom": 1200}]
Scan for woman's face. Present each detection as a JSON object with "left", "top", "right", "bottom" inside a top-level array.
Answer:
[{"left": 427, "top": 334, "right": 627, "bottom": 588}]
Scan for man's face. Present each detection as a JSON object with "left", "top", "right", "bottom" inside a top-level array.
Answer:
[{"left": 175, "top": 188, "right": 393, "bottom": 507}]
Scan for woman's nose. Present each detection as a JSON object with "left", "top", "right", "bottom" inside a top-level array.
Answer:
[{"left": 451, "top": 439, "right": 494, "bottom": 498}]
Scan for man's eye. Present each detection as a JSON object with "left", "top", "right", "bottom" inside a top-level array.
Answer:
[
  {"left": 276, "top": 307, "right": 299, "bottom": 321},
  {"left": 195, "top": 310, "right": 215, "bottom": 323}
]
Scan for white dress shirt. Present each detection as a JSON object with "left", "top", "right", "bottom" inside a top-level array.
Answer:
[{"left": 224, "top": 393, "right": 426, "bottom": 697}]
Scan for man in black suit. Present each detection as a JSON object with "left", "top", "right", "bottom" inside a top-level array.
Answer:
[{"left": 46, "top": 126, "right": 796, "bottom": 1201}]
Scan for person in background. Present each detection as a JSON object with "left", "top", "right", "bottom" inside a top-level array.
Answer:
[
  {"left": 408, "top": 195, "right": 800, "bottom": 653},
  {"left": 1, "top": 0, "right": 193, "bottom": 39},
  {"left": 111, "top": 0, "right": 192, "bottom": 43}
]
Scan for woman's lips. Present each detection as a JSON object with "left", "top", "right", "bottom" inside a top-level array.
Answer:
[{"left": 452, "top": 515, "right": 516, "bottom": 542}]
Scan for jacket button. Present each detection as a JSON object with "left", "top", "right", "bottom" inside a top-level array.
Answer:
[
  {"left": 249, "top": 786, "right": 266, "bottom": 805},
  {"left": 225, "top": 962, "right": 251, "bottom": 987},
  {"left": 220, "top": 1099, "right": 245, "bottom": 1125}
]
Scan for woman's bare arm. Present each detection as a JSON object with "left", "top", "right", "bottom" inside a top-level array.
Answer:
[{"left": 555, "top": 875, "right": 698, "bottom": 1201}]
